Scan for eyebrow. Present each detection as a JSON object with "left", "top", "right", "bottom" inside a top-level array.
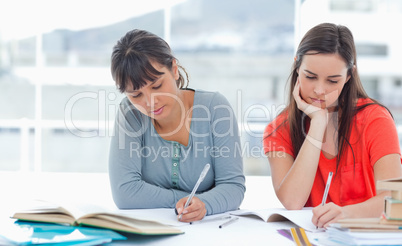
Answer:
[
  {"left": 304, "top": 69, "right": 342, "bottom": 78},
  {"left": 125, "top": 79, "right": 159, "bottom": 93}
]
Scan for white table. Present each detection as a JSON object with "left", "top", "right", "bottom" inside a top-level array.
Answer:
[{"left": 0, "top": 172, "right": 325, "bottom": 246}]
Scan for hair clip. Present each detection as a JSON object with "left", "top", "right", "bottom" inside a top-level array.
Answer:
[{"left": 294, "top": 56, "right": 298, "bottom": 62}]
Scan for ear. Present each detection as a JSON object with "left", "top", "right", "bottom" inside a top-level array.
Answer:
[
  {"left": 172, "top": 59, "right": 180, "bottom": 80},
  {"left": 346, "top": 65, "right": 356, "bottom": 83}
]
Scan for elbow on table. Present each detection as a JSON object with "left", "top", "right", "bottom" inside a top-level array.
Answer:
[
  {"left": 110, "top": 183, "right": 142, "bottom": 209},
  {"left": 278, "top": 196, "right": 305, "bottom": 210},
  {"left": 275, "top": 188, "right": 306, "bottom": 210},
  {"left": 283, "top": 203, "right": 304, "bottom": 210},
  {"left": 112, "top": 192, "right": 133, "bottom": 209}
]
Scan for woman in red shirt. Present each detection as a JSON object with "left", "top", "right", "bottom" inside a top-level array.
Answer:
[{"left": 263, "top": 23, "right": 402, "bottom": 228}]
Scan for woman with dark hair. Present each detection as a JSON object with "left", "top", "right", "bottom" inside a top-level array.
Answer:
[
  {"left": 263, "top": 23, "right": 401, "bottom": 228},
  {"left": 109, "top": 29, "right": 245, "bottom": 222}
]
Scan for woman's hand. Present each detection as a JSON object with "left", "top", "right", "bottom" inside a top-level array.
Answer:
[
  {"left": 293, "top": 79, "right": 328, "bottom": 123},
  {"left": 175, "top": 196, "right": 207, "bottom": 222},
  {"left": 312, "top": 202, "right": 349, "bottom": 228}
]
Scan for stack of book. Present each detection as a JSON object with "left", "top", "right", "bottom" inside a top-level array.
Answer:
[
  {"left": 323, "top": 177, "right": 402, "bottom": 245},
  {"left": 377, "top": 177, "right": 402, "bottom": 224}
]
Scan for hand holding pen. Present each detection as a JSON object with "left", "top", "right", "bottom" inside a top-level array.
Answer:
[
  {"left": 313, "top": 171, "right": 333, "bottom": 229},
  {"left": 321, "top": 172, "right": 333, "bottom": 207},
  {"left": 176, "top": 164, "right": 210, "bottom": 222}
]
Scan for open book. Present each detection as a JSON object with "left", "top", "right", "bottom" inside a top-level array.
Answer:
[
  {"left": 11, "top": 200, "right": 183, "bottom": 235},
  {"left": 230, "top": 208, "right": 320, "bottom": 232}
]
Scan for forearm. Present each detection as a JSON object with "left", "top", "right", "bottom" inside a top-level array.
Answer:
[
  {"left": 275, "top": 119, "right": 326, "bottom": 209},
  {"left": 197, "top": 181, "right": 245, "bottom": 215},
  {"left": 108, "top": 138, "right": 190, "bottom": 209},
  {"left": 343, "top": 191, "right": 391, "bottom": 218},
  {"left": 110, "top": 175, "right": 189, "bottom": 209},
  {"left": 196, "top": 151, "right": 246, "bottom": 215},
  {"left": 204, "top": 97, "right": 246, "bottom": 215}
]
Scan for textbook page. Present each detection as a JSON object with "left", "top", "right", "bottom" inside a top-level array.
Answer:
[
  {"left": 116, "top": 208, "right": 188, "bottom": 227},
  {"left": 230, "top": 208, "right": 320, "bottom": 232}
]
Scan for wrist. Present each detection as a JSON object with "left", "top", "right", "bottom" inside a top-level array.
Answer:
[
  {"left": 310, "top": 116, "right": 327, "bottom": 128},
  {"left": 305, "top": 135, "right": 323, "bottom": 149},
  {"left": 309, "top": 119, "right": 327, "bottom": 137}
]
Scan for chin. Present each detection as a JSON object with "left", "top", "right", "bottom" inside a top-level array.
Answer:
[
  {"left": 310, "top": 102, "right": 324, "bottom": 108},
  {"left": 151, "top": 112, "right": 169, "bottom": 121},
  {"left": 150, "top": 113, "right": 164, "bottom": 119}
]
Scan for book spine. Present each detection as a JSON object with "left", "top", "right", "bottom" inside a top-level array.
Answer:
[
  {"left": 377, "top": 180, "right": 402, "bottom": 191},
  {"left": 384, "top": 197, "right": 402, "bottom": 220},
  {"left": 392, "top": 190, "right": 402, "bottom": 200}
]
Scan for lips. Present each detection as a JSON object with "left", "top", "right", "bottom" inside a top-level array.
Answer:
[
  {"left": 311, "top": 98, "right": 325, "bottom": 103},
  {"left": 151, "top": 106, "right": 164, "bottom": 115}
]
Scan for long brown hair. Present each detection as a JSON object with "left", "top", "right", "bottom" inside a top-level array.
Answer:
[{"left": 278, "top": 23, "right": 389, "bottom": 172}]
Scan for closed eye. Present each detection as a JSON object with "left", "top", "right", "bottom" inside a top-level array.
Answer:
[
  {"left": 152, "top": 82, "right": 163, "bottom": 90},
  {"left": 305, "top": 75, "right": 316, "bottom": 80},
  {"left": 131, "top": 93, "right": 142, "bottom": 98}
]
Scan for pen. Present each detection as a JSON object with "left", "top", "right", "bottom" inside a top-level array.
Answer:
[
  {"left": 316, "top": 171, "right": 333, "bottom": 229},
  {"left": 219, "top": 217, "right": 239, "bottom": 228},
  {"left": 321, "top": 172, "right": 333, "bottom": 206},
  {"left": 178, "top": 163, "right": 210, "bottom": 221},
  {"left": 190, "top": 215, "right": 231, "bottom": 225}
]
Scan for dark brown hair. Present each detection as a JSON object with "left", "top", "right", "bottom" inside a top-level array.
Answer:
[{"left": 111, "top": 29, "right": 189, "bottom": 93}]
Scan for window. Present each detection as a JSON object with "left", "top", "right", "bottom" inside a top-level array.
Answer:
[
  {"left": 1, "top": 0, "right": 401, "bottom": 174},
  {"left": 330, "top": 0, "right": 376, "bottom": 12},
  {"left": 356, "top": 43, "right": 388, "bottom": 56},
  {"left": 0, "top": 0, "right": 294, "bottom": 175}
]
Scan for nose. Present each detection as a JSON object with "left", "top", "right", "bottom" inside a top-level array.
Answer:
[
  {"left": 143, "top": 91, "right": 158, "bottom": 107},
  {"left": 314, "top": 82, "right": 325, "bottom": 96}
]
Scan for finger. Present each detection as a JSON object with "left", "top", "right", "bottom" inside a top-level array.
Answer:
[
  {"left": 304, "top": 103, "right": 322, "bottom": 116},
  {"left": 292, "top": 79, "right": 301, "bottom": 100},
  {"left": 316, "top": 206, "right": 339, "bottom": 228},
  {"left": 312, "top": 203, "right": 334, "bottom": 227},
  {"left": 179, "top": 199, "right": 206, "bottom": 222},
  {"left": 180, "top": 210, "right": 200, "bottom": 222},
  {"left": 177, "top": 200, "right": 196, "bottom": 221},
  {"left": 182, "top": 199, "right": 201, "bottom": 215},
  {"left": 292, "top": 80, "right": 310, "bottom": 111},
  {"left": 319, "top": 211, "right": 339, "bottom": 228},
  {"left": 175, "top": 197, "right": 188, "bottom": 217},
  {"left": 311, "top": 210, "right": 318, "bottom": 226},
  {"left": 323, "top": 216, "right": 341, "bottom": 229},
  {"left": 311, "top": 205, "right": 326, "bottom": 226},
  {"left": 179, "top": 205, "right": 200, "bottom": 222},
  {"left": 180, "top": 208, "right": 206, "bottom": 222}
]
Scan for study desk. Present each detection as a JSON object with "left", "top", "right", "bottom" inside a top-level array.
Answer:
[{"left": 0, "top": 172, "right": 323, "bottom": 246}]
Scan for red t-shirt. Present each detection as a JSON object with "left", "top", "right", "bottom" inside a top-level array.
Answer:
[{"left": 263, "top": 98, "right": 401, "bottom": 207}]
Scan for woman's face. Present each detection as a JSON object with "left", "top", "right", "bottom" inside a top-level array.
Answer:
[
  {"left": 125, "top": 60, "right": 181, "bottom": 120},
  {"left": 297, "top": 53, "right": 351, "bottom": 110}
]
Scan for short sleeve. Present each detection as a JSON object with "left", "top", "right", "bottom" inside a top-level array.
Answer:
[
  {"left": 364, "top": 106, "right": 401, "bottom": 166},
  {"left": 263, "top": 113, "right": 295, "bottom": 158}
]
